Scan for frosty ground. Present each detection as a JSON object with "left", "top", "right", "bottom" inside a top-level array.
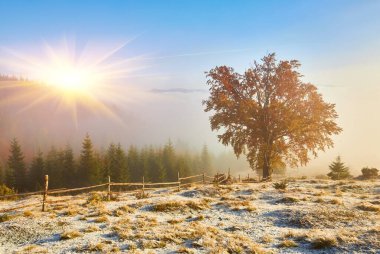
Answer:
[{"left": 0, "top": 178, "right": 379, "bottom": 253}]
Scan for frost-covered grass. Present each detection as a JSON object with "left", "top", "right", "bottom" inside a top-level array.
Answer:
[{"left": 0, "top": 179, "right": 379, "bottom": 253}]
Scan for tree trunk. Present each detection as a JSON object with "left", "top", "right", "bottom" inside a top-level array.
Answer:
[
  {"left": 262, "top": 153, "right": 271, "bottom": 181},
  {"left": 262, "top": 162, "right": 270, "bottom": 180}
]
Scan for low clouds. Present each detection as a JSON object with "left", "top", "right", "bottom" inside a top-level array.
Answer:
[{"left": 150, "top": 88, "right": 207, "bottom": 94}]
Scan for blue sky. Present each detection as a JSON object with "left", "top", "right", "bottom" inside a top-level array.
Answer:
[{"left": 1, "top": 0, "right": 380, "bottom": 173}]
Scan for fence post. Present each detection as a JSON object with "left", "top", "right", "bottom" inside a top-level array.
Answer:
[
  {"left": 202, "top": 173, "right": 205, "bottom": 184},
  {"left": 216, "top": 171, "right": 219, "bottom": 187},
  {"left": 42, "top": 175, "right": 49, "bottom": 212},
  {"left": 177, "top": 171, "right": 180, "bottom": 191},
  {"left": 107, "top": 175, "right": 111, "bottom": 201},
  {"left": 228, "top": 168, "right": 231, "bottom": 178},
  {"left": 239, "top": 174, "right": 240, "bottom": 182},
  {"left": 142, "top": 176, "right": 145, "bottom": 197}
]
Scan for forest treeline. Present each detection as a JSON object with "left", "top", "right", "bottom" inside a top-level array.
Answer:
[{"left": 0, "top": 134, "right": 213, "bottom": 192}]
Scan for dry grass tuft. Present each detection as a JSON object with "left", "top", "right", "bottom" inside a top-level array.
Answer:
[
  {"left": 311, "top": 236, "right": 337, "bottom": 249},
  {"left": 176, "top": 247, "right": 195, "bottom": 253},
  {"left": 86, "top": 192, "right": 106, "bottom": 205},
  {"left": 62, "top": 207, "right": 80, "bottom": 216},
  {"left": 217, "top": 200, "right": 256, "bottom": 212},
  {"left": 284, "top": 207, "right": 362, "bottom": 228},
  {"left": 135, "top": 191, "right": 150, "bottom": 199},
  {"left": 167, "top": 218, "right": 184, "bottom": 224},
  {"left": 0, "top": 214, "right": 15, "bottom": 222},
  {"left": 192, "top": 214, "right": 205, "bottom": 221},
  {"left": 278, "top": 196, "right": 300, "bottom": 204},
  {"left": 279, "top": 239, "right": 298, "bottom": 248},
  {"left": 15, "top": 244, "right": 48, "bottom": 253},
  {"left": 95, "top": 215, "right": 109, "bottom": 223},
  {"left": 83, "top": 225, "right": 100, "bottom": 233},
  {"left": 23, "top": 210, "right": 34, "bottom": 217},
  {"left": 60, "top": 230, "right": 82, "bottom": 240},
  {"left": 86, "top": 242, "right": 106, "bottom": 252},
  {"left": 261, "top": 234, "right": 273, "bottom": 243},
  {"left": 273, "top": 180, "right": 288, "bottom": 191},
  {"left": 152, "top": 200, "right": 209, "bottom": 212},
  {"left": 117, "top": 205, "right": 136, "bottom": 214},
  {"left": 152, "top": 201, "right": 183, "bottom": 212},
  {"left": 314, "top": 198, "right": 324, "bottom": 203},
  {"left": 356, "top": 203, "right": 380, "bottom": 212},
  {"left": 330, "top": 198, "right": 343, "bottom": 205},
  {"left": 142, "top": 240, "right": 167, "bottom": 249}
]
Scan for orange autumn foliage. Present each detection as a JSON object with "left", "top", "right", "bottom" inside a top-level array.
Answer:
[{"left": 203, "top": 53, "right": 342, "bottom": 179}]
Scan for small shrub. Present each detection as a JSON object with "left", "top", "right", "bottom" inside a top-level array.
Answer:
[
  {"left": 86, "top": 192, "right": 105, "bottom": 205},
  {"left": 311, "top": 236, "right": 337, "bottom": 249},
  {"left": 273, "top": 180, "right": 288, "bottom": 190},
  {"left": 135, "top": 191, "right": 149, "bottom": 199},
  {"left": 361, "top": 167, "right": 378, "bottom": 179},
  {"left": 0, "top": 184, "right": 15, "bottom": 196},
  {"left": 0, "top": 214, "right": 14, "bottom": 222}
]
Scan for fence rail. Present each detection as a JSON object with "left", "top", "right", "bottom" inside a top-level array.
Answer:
[{"left": 0, "top": 171, "right": 230, "bottom": 213}]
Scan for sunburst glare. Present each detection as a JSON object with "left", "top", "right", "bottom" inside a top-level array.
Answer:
[{"left": 0, "top": 38, "right": 146, "bottom": 126}]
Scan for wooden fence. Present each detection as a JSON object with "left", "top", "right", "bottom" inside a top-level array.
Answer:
[{"left": 0, "top": 172, "right": 223, "bottom": 213}]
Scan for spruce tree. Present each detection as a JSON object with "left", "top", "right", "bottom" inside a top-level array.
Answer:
[
  {"left": 127, "top": 145, "right": 140, "bottom": 182},
  {"left": 200, "top": 144, "right": 211, "bottom": 173},
  {"left": 29, "top": 151, "right": 45, "bottom": 190},
  {"left": 146, "top": 146, "right": 165, "bottom": 182},
  {"left": 140, "top": 147, "right": 150, "bottom": 181},
  {"left": 78, "top": 134, "right": 98, "bottom": 185},
  {"left": 162, "top": 140, "right": 176, "bottom": 181},
  {"left": 62, "top": 145, "right": 76, "bottom": 187},
  {"left": 327, "top": 156, "right": 351, "bottom": 180},
  {"left": 44, "top": 147, "right": 64, "bottom": 189},
  {"left": 176, "top": 155, "right": 191, "bottom": 177},
  {"left": 115, "top": 144, "right": 128, "bottom": 182},
  {"left": 7, "top": 138, "right": 27, "bottom": 191},
  {"left": 104, "top": 143, "right": 127, "bottom": 183}
]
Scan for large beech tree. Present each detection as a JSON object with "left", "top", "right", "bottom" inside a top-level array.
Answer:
[{"left": 203, "top": 53, "right": 342, "bottom": 179}]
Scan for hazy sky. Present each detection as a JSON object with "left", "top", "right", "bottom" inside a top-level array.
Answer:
[{"left": 0, "top": 0, "right": 379, "bottom": 174}]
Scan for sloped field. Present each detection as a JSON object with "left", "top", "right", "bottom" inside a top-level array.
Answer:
[{"left": 0, "top": 179, "right": 379, "bottom": 253}]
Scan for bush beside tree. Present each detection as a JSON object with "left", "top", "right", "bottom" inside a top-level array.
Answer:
[{"left": 361, "top": 167, "right": 378, "bottom": 180}]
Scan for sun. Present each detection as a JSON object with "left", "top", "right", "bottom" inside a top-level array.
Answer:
[
  {"left": 0, "top": 38, "right": 146, "bottom": 125},
  {"left": 42, "top": 63, "right": 93, "bottom": 96}
]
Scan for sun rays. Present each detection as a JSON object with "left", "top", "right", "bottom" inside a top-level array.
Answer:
[{"left": 0, "top": 38, "right": 146, "bottom": 127}]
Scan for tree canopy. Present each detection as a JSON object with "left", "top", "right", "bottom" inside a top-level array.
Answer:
[{"left": 203, "top": 53, "right": 342, "bottom": 179}]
